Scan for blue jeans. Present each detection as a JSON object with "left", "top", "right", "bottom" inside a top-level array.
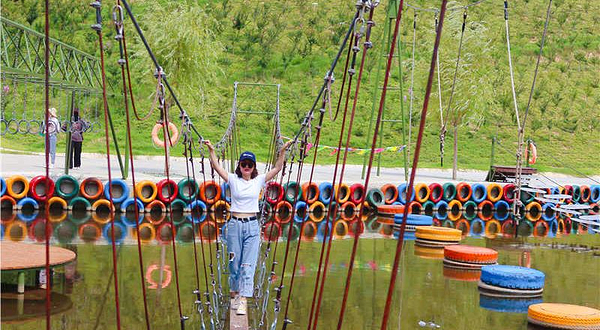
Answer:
[
  {"left": 226, "top": 218, "right": 261, "bottom": 297},
  {"left": 45, "top": 134, "right": 57, "bottom": 164}
]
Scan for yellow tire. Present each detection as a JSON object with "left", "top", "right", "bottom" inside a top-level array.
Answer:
[
  {"left": 309, "top": 201, "right": 327, "bottom": 223},
  {"left": 484, "top": 219, "right": 502, "bottom": 238},
  {"left": 415, "top": 183, "right": 430, "bottom": 203},
  {"left": 6, "top": 175, "right": 29, "bottom": 199},
  {"left": 135, "top": 180, "right": 158, "bottom": 204},
  {"left": 487, "top": 183, "right": 503, "bottom": 202},
  {"left": 447, "top": 200, "right": 463, "bottom": 221},
  {"left": 415, "top": 226, "right": 462, "bottom": 241},
  {"left": 335, "top": 183, "right": 351, "bottom": 204},
  {"left": 528, "top": 303, "right": 600, "bottom": 329}
]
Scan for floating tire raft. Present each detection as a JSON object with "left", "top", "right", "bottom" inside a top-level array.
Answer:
[
  {"left": 478, "top": 265, "right": 545, "bottom": 298},
  {"left": 443, "top": 245, "right": 498, "bottom": 269},
  {"left": 415, "top": 226, "right": 462, "bottom": 248},
  {"left": 528, "top": 303, "right": 600, "bottom": 330}
]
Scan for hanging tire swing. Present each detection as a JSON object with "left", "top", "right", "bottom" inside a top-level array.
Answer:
[{"left": 152, "top": 121, "right": 179, "bottom": 148}]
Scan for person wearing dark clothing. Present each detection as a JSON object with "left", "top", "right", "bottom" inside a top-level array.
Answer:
[{"left": 69, "top": 109, "right": 88, "bottom": 169}]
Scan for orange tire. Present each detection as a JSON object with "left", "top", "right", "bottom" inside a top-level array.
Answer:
[
  {"left": 380, "top": 184, "right": 398, "bottom": 204},
  {"left": 152, "top": 121, "right": 179, "bottom": 148},
  {"left": 454, "top": 219, "right": 470, "bottom": 236},
  {"left": 340, "top": 201, "right": 357, "bottom": 221},
  {"left": 456, "top": 182, "right": 472, "bottom": 202},
  {"left": 199, "top": 180, "right": 221, "bottom": 205},
  {"left": 301, "top": 182, "right": 319, "bottom": 204},
  {"left": 377, "top": 204, "right": 405, "bottom": 216},
  {"left": 444, "top": 245, "right": 498, "bottom": 264},
  {"left": 80, "top": 177, "right": 104, "bottom": 200}
]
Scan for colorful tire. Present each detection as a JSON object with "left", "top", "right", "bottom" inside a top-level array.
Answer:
[
  {"left": 415, "top": 226, "right": 462, "bottom": 241},
  {"left": 480, "top": 265, "right": 545, "bottom": 290},
  {"left": 54, "top": 175, "right": 80, "bottom": 200},
  {"left": 263, "top": 221, "right": 281, "bottom": 241},
  {"left": 29, "top": 175, "right": 55, "bottom": 202},
  {"left": 145, "top": 199, "right": 166, "bottom": 214},
  {"left": 494, "top": 200, "right": 510, "bottom": 221},
  {"left": 294, "top": 201, "right": 309, "bottom": 223},
  {"left": 366, "top": 188, "right": 385, "bottom": 208},
  {"left": 0, "top": 177, "right": 5, "bottom": 196},
  {"left": 169, "top": 199, "right": 188, "bottom": 214},
  {"left": 478, "top": 200, "right": 494, "bottom": 221},
  {"left": 104, "top": 179, "right": 129, "bottom": 204},
  {"left": 435, "top": 200, "right": 449, "bottom": 220},
  {"left": 447, "top": 200, "right": 463, "bottom": 221},
  {"left": 397, "top": 183, "right": 415, "bottom": 204},
  {"left": 414, "top": 183, "right": 430, "bottom": 203},
  {"left": 470, "top": 218, "right": 485, "bottom": 236},
  {"left": 471, "top": 183, "right": 487, "bottom": 203},
  {"left": 503, "top": 184, "right": 516, "bottom": 203},
  {"left": 6, "top": 175, "right": 29, "bottom": 200},
  {"left": 309, "top": 201, "right": 327, "bottom": 222},
  {"left": 340, "top": 201, "right": 357, "bottom": 221},
  {"left": 1, "top": 195, "right": 17, "bottom": 211},
  {"left": 533, "top": 220, "right": 549, "bottom": 237},
  {"left": 80, "top": 177, "right": 104, "bottom": 200},
  {"left": 394, "top": 214, "right": 434, "bottom": 226},
  {"left": 572, "top": 185, "right": 582, "bottom": 203},
  {"left": 120, "top": 213, "right": 143, "bottom": 227},
  {"left": 456, "top": 182, "right": 472, "bottom": 202},
  {"left": 380, "top": 184, "right": 398, "bottom": 204},
  {"left": 318, "top": 182, "right": 333, "bottom": 205},
  {"left": 520, "top": 188, "right": 536, "bottom": 204},
  {"left": 210, "top": 200, "right": 230, "bottom": 224},
  {"left": 463, "top": 200, "right": 478, "bottom": 220},
  {"left": 156, "top": 222, "right": 175, "bottom": 244},
  {"left": 377, "top": 204, "right": 405, "bottom": 217},
  {"left": 422, "top": 201, "right": 435, "bottom": 217},
  {"left": 17, "top": 196, "right": 39, "bottom": 211},
  {"left": 579, "top": 185, "right": 591, "bottom": 203},
  {"left": 265, "top": 181, "right": 284, "bottom": 205},
  {"left": 428, "top": 183, "right": 443, "bottom": 203},
  {"left": 189, "top": 200, "right": 207, "bottom": 223},
  {"left": 525, "top": 201, "right": 543, "bottom": 222},
  {"left": 275, "top": 200, "right": 293, "bottom": 224},
  {"left": 151, "top": 121, "right": 179, "bottom": 148},
  {"left": 199, "top": 180, "right": 221, "bottom": 204},
  {"left": 48, "top": 196, "right": 68, "bottom": 211},
  {"left": 501, "top": 219, "right": 517, "bottom": 236},
  {"left": 176, "top": 178, "right": 197, "bottom": 203},
  {"left": 221, "top": 182, "right": 231, "bottom": 203},
  {"left": 486, "top": 183, "right": 503, "bottom": 203},
  {"left": 528, "top": 303, "right": 600, "bottom": 330},
  {"left": 133, "top": 180, "right": 157, "bottom": 204},
  {"left": 485, "top": 220, "right": 501, "bottom": 238},
  {"left": 120, "top": 197, "right": 144, "bottom": 214},
  {"left": 302, "top": 182, "right": 320, "bottom": 204},
  {"left": 92, "top": 199, "right": 115, "bottom": 214},
  {"left": 157, "top": 179, "right": 178, "bottom": 204},
  {"left": 335, "top": 183, "right": 351, "bottom": 204},
  {"left": 349, "top": 183, "right": 365, "bottom": 205},
  {"left": 442, "top": 183, "right": 456, "bottom": 202},
  {"left": 136, "top": 222, "right": 157, "bottom": 244},
  {"left": 444, "top": 245, "right": 498, "bottom": 264},
  {"left": 540, "top": 202, "right": 556, "bottom": 221},
  {"left": 283, "top": 181, "right": 301, "bottom": 203},
  {"left": 6, "top": 221, "right": 28, "bottom": 241},
  {"left": 282, "top": 223, "right": 300, "bottom": 241},
  {"left": 590, "top": 185, "right": 600, "bottom": 203},
  {"left": 407, "top": 201, "right": 422, "bottom": 215}
]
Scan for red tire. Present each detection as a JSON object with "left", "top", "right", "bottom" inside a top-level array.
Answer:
[
  {"left": 157, "top": 179, "right": 178, "bottom": 204},
  {"left": 29, "top": 175, "right": 55, "bottom": 203}
]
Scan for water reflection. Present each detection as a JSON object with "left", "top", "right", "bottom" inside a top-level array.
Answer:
[{"left": 0, "top": 210, "right": 598, "bottom": 330}]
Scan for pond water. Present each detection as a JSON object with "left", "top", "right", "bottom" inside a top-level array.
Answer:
[{"left": 1, "top": 212, "right": 599, "bottom": 330}]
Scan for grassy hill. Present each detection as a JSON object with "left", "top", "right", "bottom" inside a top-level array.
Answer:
[{"left": 1, "top": 0, "right": 599, "bottom": 176}]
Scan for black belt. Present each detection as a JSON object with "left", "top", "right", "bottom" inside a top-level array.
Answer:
[{"left": 232, "top": 216, "right": 257, "bottom": 222}]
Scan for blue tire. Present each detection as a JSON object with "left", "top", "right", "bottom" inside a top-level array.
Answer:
[
  {"left": 188, "top": 200, "right": 207, "bottom": 223},
  {"left": 318, "top": 182, "right": 333, "bottom": 205},
  {"left": 471, "top": 183, "right": 487, "bottom": 203},
  {"left": 541, "top": 203, "right": 556, "bottom": 221},
  {"left": 494, "top": 200, "right": 510, "bottom": 221},
  {"left": 590, "top": 185, "right": 600, "bottom": 203},
  {"left": 0, "top": 177, "right": 6, "bottom": 196},
  {"left": 221, "top": 182, "right": 231, "bottom": 203},
  {"left": 294, "top": 201, "right": 309, "bottom": 223},
  {"left": 120, "top": 197, "right": 144, "bottom": 214},
  {"left": 470, "top": 218, "right": 485, "bottom": 237},
  {"left": 104, "top": 179, "right": 130, "bottom": 204},
  {"left": 397, "top": 183, "right": 415, "bottom": 204},
  {"left": 394, "top": 214, "right": 433, "bottom": 226},
  {"left": 480, "top": 265, "right": 545, "bottom": 290},
  {"left": 317, "top": 221, "right": 332, "bottom": 242},
  {"left": 393, "top": 230, "right": 416, "bottom": 241},
  {"left": 435, "top": 200, "right": 449, "bottom": 220},
  {"left": 102, "top": 222, "right": 127, "bottom": 244}
]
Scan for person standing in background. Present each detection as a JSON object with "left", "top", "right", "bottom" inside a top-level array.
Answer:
[
  {"left": 44, "top": 107, "right": 61, "bottom": 169},
  {"left": 69, "top": 108, "right": 88, "bottom": 169}
]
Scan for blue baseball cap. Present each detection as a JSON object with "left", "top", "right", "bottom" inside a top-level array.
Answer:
[{"left": 239, "top": 151, "right": 256, "bottom": 163}]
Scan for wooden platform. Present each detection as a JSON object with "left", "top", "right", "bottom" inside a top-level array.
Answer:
[
  {"left": 1, "top": 241, "right": 76, "bottom": 271},
  {"left": 229, "top": 298, "right": 248, "bottom": 330},
  {"left": 485, "top": 165, "right": 537, "bottom": 183}
]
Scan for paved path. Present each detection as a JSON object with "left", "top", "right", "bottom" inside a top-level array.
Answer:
[{"left": 1, "top": 150, "right": 598, "bottom": 187}]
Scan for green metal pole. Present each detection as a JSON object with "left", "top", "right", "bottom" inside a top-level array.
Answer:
[
  {"left": 64, "top": 90, "right": 75, "bottom": 174},
  {"left": 376, "top": 18, "right": 393, "bottom": 176},
  {"left": 396, "top": 18, "right": 409, "bottom": 182}
]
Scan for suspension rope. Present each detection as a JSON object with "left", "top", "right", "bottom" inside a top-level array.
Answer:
[
  {"left": 440, "top": 9, "right": 468, "bottom": 167},
  {"left": 44, "top": 0, "right": 51, "bottom": 327},
  {"left": 434, "top": 13, "right": 446, "bottom": 167},
  {"left": 112, "top": 3, "right": 151, "bottom": 328},
  {"left": 91, "top": 0, "right": 122, "bottom": 328},
  {"left": 380, "top": 1, "right": 448, "bottom": 329},
  {"left": 332, "top": 32, "right": 355, "bottom": 121}
]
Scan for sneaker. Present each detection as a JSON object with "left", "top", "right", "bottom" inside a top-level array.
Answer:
[
  {"left": 236, "top": 297, "right": 247, "bottom": 315},
  {"left": 49, "top": 163, "right": 54, "bottom": 169},
  {"left": 231, "top": 295, "right": 241, "bottom": 310}
]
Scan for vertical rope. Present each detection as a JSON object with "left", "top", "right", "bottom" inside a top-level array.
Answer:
[
  {"left": 380, "top": 1, "right": 448, "bottom": 329},
  {"left": 43, "top": 0, "right": 51, "bottom": 328}
]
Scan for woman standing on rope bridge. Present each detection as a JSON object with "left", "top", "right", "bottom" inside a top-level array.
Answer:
[{"left": 204, "top": 139, "right": 292, "bottom": 315}]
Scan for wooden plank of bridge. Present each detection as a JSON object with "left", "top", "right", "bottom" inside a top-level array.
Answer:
[{"left": 229, "top": 298, "right": 248, "bottom": 330}]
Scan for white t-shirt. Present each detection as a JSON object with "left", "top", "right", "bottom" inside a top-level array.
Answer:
[{"left": 227, "top": 173, "right": 266, "bottom": 213}]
